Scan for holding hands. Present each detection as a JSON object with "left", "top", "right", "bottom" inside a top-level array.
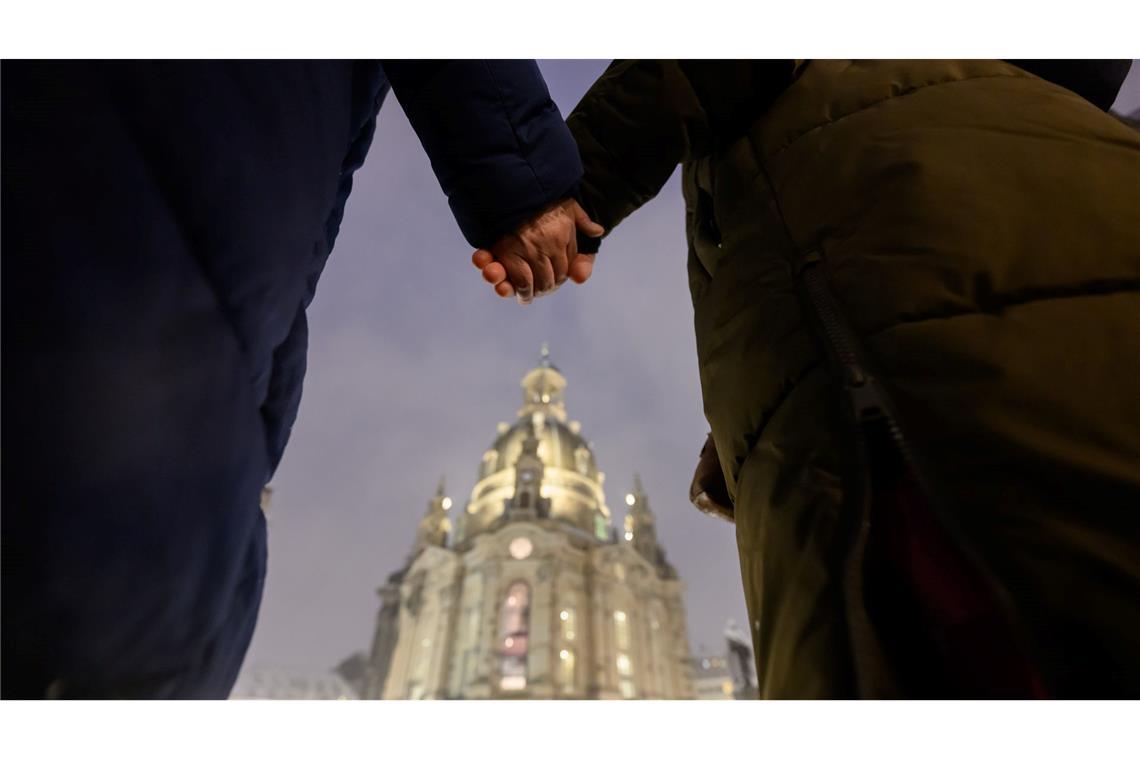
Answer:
[{"left": 472, "top": 198, "right": 604, "bottom": 304}]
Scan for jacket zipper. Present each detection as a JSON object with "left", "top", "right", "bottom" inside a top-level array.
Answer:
[
  {"left": 798, "top": 248, "right": 1041, "bottom": 697},
  {"left": 801, "top": 252, "right": 898, "bottom": 438},
  {"left": 800, "top": 250, "right": 898, "bottom": 696}
]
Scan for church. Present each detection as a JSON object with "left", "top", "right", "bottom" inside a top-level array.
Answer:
[{"left": 363, "top": 348, "right": 696, "bottom": 699}]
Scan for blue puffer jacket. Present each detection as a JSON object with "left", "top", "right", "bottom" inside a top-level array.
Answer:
[
  {"left": 264, "top": 61, "right": 583, "bottom": 476},
  {"left": 1, "top": 60, "right": 580, "bottom": 699}
]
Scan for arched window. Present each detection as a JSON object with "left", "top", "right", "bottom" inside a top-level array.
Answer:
[
  {"left": 558, "top": 648, "right": 576, "bottom": 695},
  {"left": 498, "top": 581, "right": 530, "bottom": 691},
  {"left": 559, "top": 606, "right": 577, "bottom": 642},
  {"left": 559, "top": 603, "right": 578, "bottom": 695},
  {"left": 613, "top": 609, "right": 635, "bottom": 698}
]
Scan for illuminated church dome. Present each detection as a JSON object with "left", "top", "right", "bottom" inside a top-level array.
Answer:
[
  {"left": 459, "top": 345, "right": 612, "bottom": 543},
  {"left": 363, "top": 348, "right": 693, "bottom": 700}
]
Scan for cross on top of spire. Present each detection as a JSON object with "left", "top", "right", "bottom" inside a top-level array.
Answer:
[{"left": 518, "top": 344, "right": 567, "bottom": 421}]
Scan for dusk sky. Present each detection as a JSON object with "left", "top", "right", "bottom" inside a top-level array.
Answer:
[
  {"left": 240, "top": 59, "right": 749, "bottom": 676},
  {"left": 239, "top": 60, "right": 1140, "bottom": 679}
]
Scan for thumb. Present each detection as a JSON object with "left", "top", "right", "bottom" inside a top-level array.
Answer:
[
  {"left": 571, "top": 200, "right": 605, "bottom": 238},
  {"left": 568, "top": 253, "right": 595, "bottom": 285}
]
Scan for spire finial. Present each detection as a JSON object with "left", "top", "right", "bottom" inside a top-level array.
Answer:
[
  {"left": 435, "top": 475, "right": 446, "bottom": 498},
  {"left": 539, "top": 342, "right": 550, "bottom": 365},
  {"left": 633, "top": 472, "right": 645, "bottom": 495}
]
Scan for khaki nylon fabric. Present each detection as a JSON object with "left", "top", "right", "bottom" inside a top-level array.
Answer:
[{"left": 570, "top": 60, "right": 1140, "bottom": 697}]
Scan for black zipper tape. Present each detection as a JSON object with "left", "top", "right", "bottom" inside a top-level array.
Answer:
[{"left": 797, "top": 248, "right": 1044, "bottom": 697}]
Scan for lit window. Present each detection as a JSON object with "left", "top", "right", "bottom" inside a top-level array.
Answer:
[
  {"left": 560, "top": 649, "right": 576, "bottom": 694},
  {"left": 498, "top": 581, "right": 530, "bottom": 692},
  {"left": 560, "top": 609, "right": 576, "bottom": 642},
  {"left": 501, "top": 675, "right": 526, "bottom": 691},
  {"left": 614, "top": 610, "right": 630, "bottom": 650},
  {"left": 613, "top": 609, "right": 633, "bottom": 697},
  {"left": 722, "top": 680, "right": 734, "bottom": 696}
]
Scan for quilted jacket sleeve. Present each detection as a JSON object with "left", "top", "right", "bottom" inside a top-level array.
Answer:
[
  {"left": 566, "top": 60, "right": 794, "bottom": 253},
  {"left": 382, "top": 60, "right": 583, "bottom": 250}
]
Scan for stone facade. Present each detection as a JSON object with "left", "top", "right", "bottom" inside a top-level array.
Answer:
[{"left": 365, "top": 350, "right": 695, "bottom": 699}]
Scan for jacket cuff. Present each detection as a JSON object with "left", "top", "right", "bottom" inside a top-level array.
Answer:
[
  {"left": 570, "top": 183, "right": 602, "bottom": 254},
  {"left": 576, "top": 229, "right": 601, "bottom": 254}
]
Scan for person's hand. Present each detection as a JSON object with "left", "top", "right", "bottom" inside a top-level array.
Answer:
[
  {"left": 471, "top": 199, "right": 603, "bottom": 304},
  {"left": 473, "top": 251, "right": 597, "bottom": 301}
]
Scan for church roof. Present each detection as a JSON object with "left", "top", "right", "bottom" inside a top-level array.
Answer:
[
  {"left": 478, "top": 348, "right": 599, "bottom": 482},
  {"left": 460, "top": 348, "right": 612, "bottom": 544},
  {"left": 482, "top": 412, "right": 598, "bottom": 481}
]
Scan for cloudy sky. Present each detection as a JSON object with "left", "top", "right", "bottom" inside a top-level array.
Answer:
[{"left": 239, "top": 60, "right": 1140, "bottom": 679}]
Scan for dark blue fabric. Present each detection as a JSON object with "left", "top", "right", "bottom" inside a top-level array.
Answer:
[
  {"left": 383, "top": 60, "right": 583, "bottom": 249},
  {"left": 261, "top": 63, "right": 390, "bottom": 474},
  {"left": 1, "top": 60, "right": 578, "bottom": 698}
]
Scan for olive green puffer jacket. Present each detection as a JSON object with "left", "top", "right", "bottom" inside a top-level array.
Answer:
[{"left": 568, "top": 60, "right": 1140, "bottom": 698}]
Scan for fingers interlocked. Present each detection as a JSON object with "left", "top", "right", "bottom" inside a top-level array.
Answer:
[{"left": 472, "top": 199, "right": 603, "bottom": 305}]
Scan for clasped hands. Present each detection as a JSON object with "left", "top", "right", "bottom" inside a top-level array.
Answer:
[{"left": 470, "top": 199, "right": 604, "bottom": 305}]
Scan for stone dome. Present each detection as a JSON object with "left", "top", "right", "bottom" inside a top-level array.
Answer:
[
  {"left": 479, "top": 413, "right": 599, "bottom": 482},
  {"left": 459, "top": 347, "right": 612, "bottom": 543}
]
